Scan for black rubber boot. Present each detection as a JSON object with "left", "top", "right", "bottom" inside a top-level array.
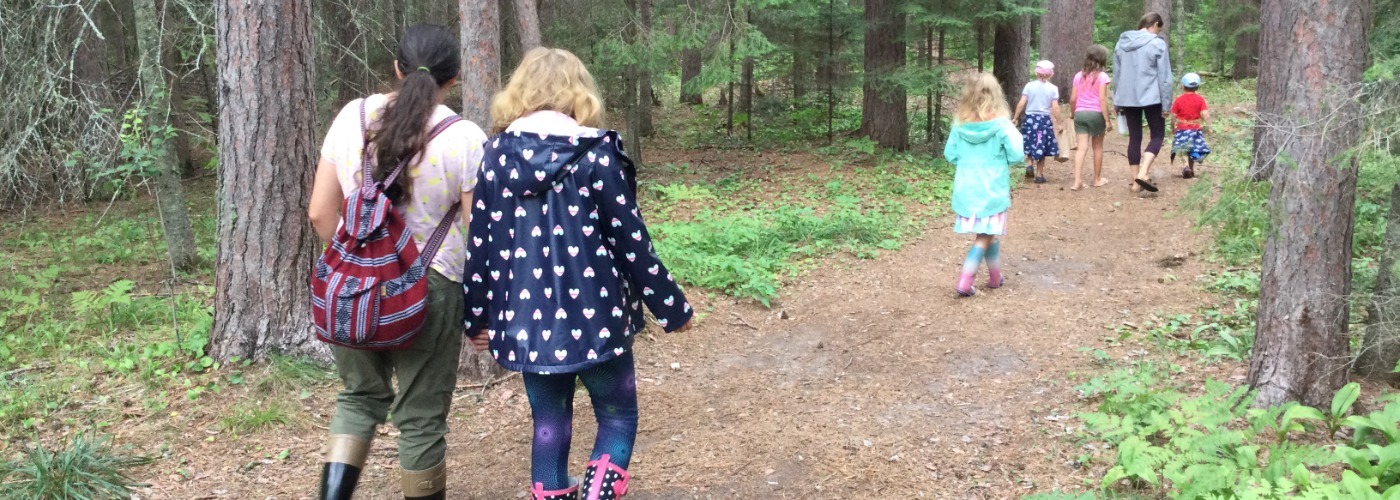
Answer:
[
  {"left": 319, "top": 462, "right": 363, "bottom": 500},
  {"left": 319, "top": 434, "right": 370, "bottom": 500}
]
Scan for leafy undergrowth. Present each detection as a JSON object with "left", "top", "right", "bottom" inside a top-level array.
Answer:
[{"left": 647, "top": 149, "right": 953, "bottom": 305}]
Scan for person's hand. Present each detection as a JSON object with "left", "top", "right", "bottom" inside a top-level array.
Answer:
[
  {"left": 467, "top": 329, "right": 490, "bottom": 351},
  {"left": 1162, "top": 111, "right": 1171, "bottom": 119}
]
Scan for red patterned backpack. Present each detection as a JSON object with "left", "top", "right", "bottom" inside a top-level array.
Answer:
[{"left": 311, "top": 99, "right": 461, "bottom": 350}]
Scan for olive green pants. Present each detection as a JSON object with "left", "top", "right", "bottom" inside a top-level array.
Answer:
[{"left": 329, "top": 270, "right": 464, "bottom": 471}]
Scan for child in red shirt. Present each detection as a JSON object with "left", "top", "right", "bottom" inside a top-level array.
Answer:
[{"left": 1170, "top": 73, "right": 1211, "bottom": 179}]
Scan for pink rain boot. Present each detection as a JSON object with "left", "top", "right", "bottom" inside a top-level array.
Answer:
[
  {"left": 531, "top": 478, "right": 580, "bottom": 500},
  {"left": 580, "top": 455, "right": 630, "bottom": 500}
]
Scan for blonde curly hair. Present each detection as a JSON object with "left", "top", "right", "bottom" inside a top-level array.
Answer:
[
  {"left": 490, "top": 47, "right": 606, "bottom": 134},
  {"left": 953, "top": 73, "right": 1011, "bottom": 124}
]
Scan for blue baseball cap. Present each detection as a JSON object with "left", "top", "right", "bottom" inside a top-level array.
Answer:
[{"left": 1182, "top": 73, "right": 1201, "bottom": 89}]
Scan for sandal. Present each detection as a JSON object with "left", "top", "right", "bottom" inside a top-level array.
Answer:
[
  {"left": 1093, "top": 178, "right": 1110, "bottom": 187},
  {"left": 1182, "top": 167, "right": 1195, "bottom": 179},
  {"left": 1034, "top": 176, "right": 1047, "bottom": 184},
  {"left": 956, "top": 287, "right": 977, "bottom": 298},
  {"left": 1134, "top": 178, "right": 1159, "bottom": 192},
  {"left": 1025, "top": 165, "right": 1036, "bottom": 178}
]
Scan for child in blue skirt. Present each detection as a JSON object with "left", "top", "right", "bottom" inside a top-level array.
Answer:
[
  {"left": 1012, "top": 60, "right": 1064, "bottom": 184},
  {"left": 1170, "top": 72, "right": 1211, "bottom": 178}
]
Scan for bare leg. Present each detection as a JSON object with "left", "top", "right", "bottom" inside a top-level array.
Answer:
[
  {"left": 1072, "top": 133, "right": 1090, "bottom": 190},
  {"left": 1092, "top": 135, "right": 1109, "bottom": 187}
]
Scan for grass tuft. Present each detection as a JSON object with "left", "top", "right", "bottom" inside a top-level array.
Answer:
[
  {"left": 219, "top": 400, "right": 292, "bottom": 434},
  {"left": 0, "top": 434, "right": 151, "bottom": 500}
]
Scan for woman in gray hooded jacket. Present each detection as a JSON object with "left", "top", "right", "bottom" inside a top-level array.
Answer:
[{"left": 1114, "top": 12, "right": 1174, "bottom": 193}]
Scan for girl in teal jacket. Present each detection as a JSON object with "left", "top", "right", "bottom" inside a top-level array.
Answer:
[{"left": 943, "top": 74, "right": 1024, "bottom": 297}]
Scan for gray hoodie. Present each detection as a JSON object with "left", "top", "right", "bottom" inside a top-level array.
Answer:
[{"left": 1113, "top": 29, "right": 1174, "bottom": 108}]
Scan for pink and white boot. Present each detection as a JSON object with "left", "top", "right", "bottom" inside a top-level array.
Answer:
[
  {"left": 531, "top": 478, "right": 579, "bottom": 500},
  {"left": 580, "top": 455, "right": 630, "bottom": 500}
]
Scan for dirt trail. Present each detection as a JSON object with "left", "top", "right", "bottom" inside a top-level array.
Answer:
[{"left": 258, "top": 134, "right": 1219, "bottom": 499}]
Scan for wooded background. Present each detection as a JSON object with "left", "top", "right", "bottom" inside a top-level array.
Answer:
[{"left": 4, "top": 0, "right": 1399, "bottom": 406}]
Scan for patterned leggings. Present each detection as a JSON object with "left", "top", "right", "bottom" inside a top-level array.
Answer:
[{"left": 522, "top": 352, "right": 638, "bottom": 490}]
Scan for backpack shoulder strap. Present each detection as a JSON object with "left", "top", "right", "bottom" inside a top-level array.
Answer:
[{"left": 411, "top": 114, "right": 469, "bottom": 266}]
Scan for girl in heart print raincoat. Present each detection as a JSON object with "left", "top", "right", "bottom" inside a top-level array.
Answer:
[{"left": 463, "top": 47, "right": 692, "bottom": 500}]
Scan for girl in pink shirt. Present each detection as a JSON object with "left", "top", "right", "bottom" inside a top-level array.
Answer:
[{"left": 1068, "top": 45, "right": 1115, "bottom": 191}]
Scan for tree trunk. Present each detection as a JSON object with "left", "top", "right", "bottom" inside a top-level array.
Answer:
[
  {"left": 461, "top": 0, "right": 501, "bottom": 129},
  {"left": 1039, "top": 0, "right": 1095, "bottom": 97},
  {"left": 1144, "top": 0, "right": 1171, "bottom": 42},
  {"left": 825, "top": 0, "right": 835, "bottom": 145},
  {"left": 325, "top": 0, "right": 368, "bottom": 106},
  {"left": 934, "top": 27, "right": 945, "bottom": 143},
  {"left": 1247, "top": 0, "right": 1370, "bottom": 407},
  {"left": 679, "top": 0, "right": 703, "bottom": 105},
  {"left": 993, "top": 16, "right": 1031, "bottom": 108},
  {"left": 638, "top": 0, "right": 654, "bottom": 137},
  {"left": 624, "top": 0, "right": 643, "bottom": 164},
  {"left": 1249, "top": 0, "right": 1292, "bottom": 181},
  {"left": 1233, "top": 0, "right": 1261, "bottom": 79},
  {"left": 726, "top": 0, "right": 736, "bottom": 137},
  {"left": 1357, "top": 183, "right": 1400, "bottom": 379},
  {"left": 742, "top": 55, "right": 754, "bottom": 142},
  {"left": 680, "top": 48, "right": 703, "bottom": 104},
  {"left": 792, "top": 30, "right": 807, "bottom": 101},
  {"left": 513, "top": 0, "right": 542, "bottom": 49},
  {"left": 1173, "top": 0, "right": 1184, "bottom": 71},
  {"left": 924, "top": 25, "right": 933, "bottom": 144},
  {"left": 976, "top": 22, "right": 985, "bottom": 73},
  {"left": 212, "top": 0, "right": 323, "bottom": 361},
  {"left": 859, "top": 0, "right": 907, "bottom": 150},
  {"left": 134, "top": 0, "right": 198, "bottom": 273}
]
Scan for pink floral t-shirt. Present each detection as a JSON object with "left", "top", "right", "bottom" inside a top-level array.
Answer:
[{"left": 319, "top": 94, "right": 488, "bottom": 282}]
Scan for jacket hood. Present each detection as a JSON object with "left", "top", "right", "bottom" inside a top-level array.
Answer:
[
  {"left": 1118, "top": 29, "right": 1160, "bottom": 52},
  {"left": 953, "top": 118, "right": 1012, "bottom": 145},
  {"left": 488, "top": 130, "right": 619, "bottom": 198}
]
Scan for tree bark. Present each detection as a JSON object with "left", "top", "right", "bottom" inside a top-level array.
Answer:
[
  {"left": 513, "top": 0, "right": 542, "bottom": 49},
  {"left": 323, "top": 0, "right": 358, "bottom": 106},
  {"left": 1249, "top": 0, "right": 1294, "bottom": 181},
  {"left": 461, "top": 0, "right": 501, "bottom": 129},
  {"left": 637, "top": 0, "right": 654, "bottom": 137},
  {"left": 679, "top": 0, "right": 703, "bottom": 105},
  {"left": 1247, "top": 0, "right": 1370, "bottom": 407},
  {"left": 993, "top": 16, "right": 1031, "bottom": 109},
  {"left": 134, "top": 0, "right": 198, "bottom": 273},
  {"left": 792, "top": 29, "right": 807, "bottom": 102},
  {"left": 1144, "top": 0, "right": 1172, "bottom": 42},
  {"left": 726, "top": 0, "right": 736, "bottom": 137},
  {"left": 825, "top": 0, "right": 836, "bottom": 145},
  {"left": 858, "top": 0, "right": 907, "bottom": 150},
  {"left": 1039, "top": 0, "right": 1094, "bottom": 98},
  {"left": 1356, "top": 183, "right": 1400, "bottom": 379},
  {"left": 1233, "top": 0, "right": 1261, "bottom": 79},
  {"left": 742, "top": 55, "right": 754, "bottom": 142},
  {"left": 212, "top": 0, "right": 324, "bottom": 361},
  {"left": 923, "top": 25, "right": 933, "bottom": 144},
  {"left": 934, "top": 27, "right": 945, "bottom": 143}
]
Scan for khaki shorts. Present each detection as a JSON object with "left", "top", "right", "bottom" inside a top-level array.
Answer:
[{"left": 1074, "top": 112, "right": 1107, "bottom": 137}]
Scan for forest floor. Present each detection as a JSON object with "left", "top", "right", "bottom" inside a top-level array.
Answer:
[{"left": 125, "top": 132, "right": 1231, "bottom": 500}]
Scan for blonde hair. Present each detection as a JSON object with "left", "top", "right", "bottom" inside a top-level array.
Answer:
[
  {"left": 953, "top": 73, "right": 1011, "bottom": 123},
  {"left": 490, "top": 47, "right": 605, "bottom": 133}
]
